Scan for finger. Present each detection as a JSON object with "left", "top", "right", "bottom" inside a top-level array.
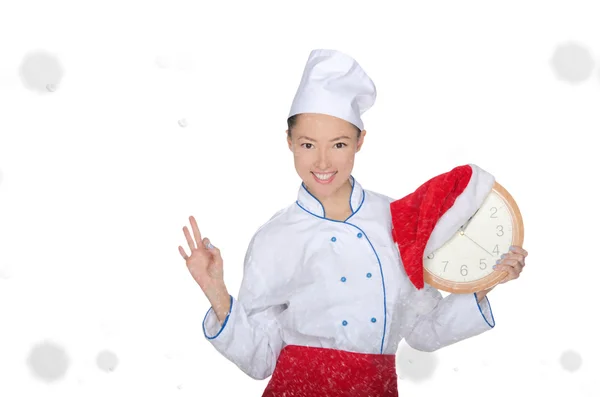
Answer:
[
  {"left": 494, "top": 263, "right": 519, "bottom": 274},
  {"left": 507, "top": 265, "right": 520, "bottom": 278},
  {"left": 511, "top": 256, "right": 525, "bottom": 268},
  {"left": 493, "top": 263, "right": 510, "bottom": 272},
  {"left": 189, "top": 216, "right": 203, "bottom": 250},
  {"left": 203, "top": 238, "right": 224, "bottom": 268},
  {"left": 206, "top": 239, "right": 222, "bottom": 260},
  {"left": 499, "top": 259, "right": 524, "bottom": 273},
  {"left": 495, "top": 264, "right": 519, "bottom": 281},
  {"left": 499, "top": 253, "right": 525, "bottom": 268},
  {"left": 178, "top": 245, "right": 189, "bottom": 260},
  {"left": 183, "top": 226, "right": 196, "bottom": 251},
  {"left": 509, "top": 245, "right": 528, "bottom": 257}
]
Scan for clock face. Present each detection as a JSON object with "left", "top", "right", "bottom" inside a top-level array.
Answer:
[{"left": 423, "top": 190, "right": 514, "bottom": 283}]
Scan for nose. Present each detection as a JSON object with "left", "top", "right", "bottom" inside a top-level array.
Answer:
[{"left": 316, "top": 148, "right": 331, "bottom": 170}]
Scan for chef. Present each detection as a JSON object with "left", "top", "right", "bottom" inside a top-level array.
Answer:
[{"left": 179, "top": 48, "right": 528, "bottom": 396}]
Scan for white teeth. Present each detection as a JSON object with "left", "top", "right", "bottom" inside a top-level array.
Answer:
[{"left": 314, "top": 172, "right": 335, "bottom": 180}]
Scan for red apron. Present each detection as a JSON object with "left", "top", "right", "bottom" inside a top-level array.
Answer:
[{"left": 262, "top": 345, "right": 398, "bottom": 396}]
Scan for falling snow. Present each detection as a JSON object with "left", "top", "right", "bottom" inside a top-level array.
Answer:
[
  {"left": 559, "top": 350, "right": 582, "bottom": 372},
  {"left": 96, "top": 349, "right": 119, "bottom": 373},
  {"left": 550, "top": 42, "right": 595, "bottom": 84},
  {"left": 1, "top": 7, "right": 597, "bottom": 395},
  {"left": 26, "top": 340, "right": 70, "bottom": 383},
  {"left": 18, "top": 50, "right": 64, "bottom": 94}
]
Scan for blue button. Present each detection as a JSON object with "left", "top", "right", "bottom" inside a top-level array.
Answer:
[
  {"left": 342, "top": 320, "right": 348, "bottom": 326},
  {"left": 366, "top": 273, "right": 372, "bottom": 278},
  {"left": 357, "top": 232, "right": 363, "bottom": 238},
  {"left": 371, "top": 317, "right": 376, "bottom": 323},
  {"left": 331, "top": 237, "right": 336, "bottom": 242},
  {"left": 341, "top": 277, "right": 346, "bottom": 282}
]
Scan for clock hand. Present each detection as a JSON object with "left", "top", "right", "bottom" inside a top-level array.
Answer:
[
  {"left": 462, "top": 232, "right": 494, "bottom": 257},
  {"left": 460, "top": 208, "right": 480, "bottom": 232}
]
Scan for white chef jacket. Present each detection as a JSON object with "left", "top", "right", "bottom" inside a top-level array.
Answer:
[{"left": 203, "top": 176, "right": 495, "bottom": 380}]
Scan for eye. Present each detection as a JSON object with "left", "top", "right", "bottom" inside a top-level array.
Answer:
[
  {"left": 301, "top": 143, "right": 313, "bottom": 149},
  {"left": 334, "top": 142, "right": 347, "bottom": 149}
]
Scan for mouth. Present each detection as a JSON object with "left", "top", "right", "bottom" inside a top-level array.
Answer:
[{"left": 311, "top": 171, "right": 337, "bottom": 184}]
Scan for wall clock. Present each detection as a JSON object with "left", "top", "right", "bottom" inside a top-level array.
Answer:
[{"left": 422, "top": 181, "right": 524, "bottom": 294}]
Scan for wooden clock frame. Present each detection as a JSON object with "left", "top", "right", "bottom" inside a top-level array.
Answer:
[{"left": 423, "top": 181, "right": 525, "bottom": 294}]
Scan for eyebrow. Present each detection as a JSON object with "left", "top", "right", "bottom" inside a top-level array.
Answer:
[{"left": 297, "top": 135, "right": 351, "bottom": 142}]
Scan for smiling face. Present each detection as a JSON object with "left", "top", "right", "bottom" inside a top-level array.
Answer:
[{"left": 287, "top": 113, "right": 366, "bottom": 202}]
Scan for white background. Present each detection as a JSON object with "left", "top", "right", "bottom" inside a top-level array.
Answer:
[{"left": 0, "top": 1, "right": 597, "bottom": 396}]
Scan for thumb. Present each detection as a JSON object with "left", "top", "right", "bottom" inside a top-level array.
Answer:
[
  {"left": 204, "top": 238, "right": 221, "bottom": 259},
  {"left": 203, "top": 237, "right": 214, "bottom": 250}
]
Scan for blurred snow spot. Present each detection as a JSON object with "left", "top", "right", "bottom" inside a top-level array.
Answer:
[
  {"left": 96, "top": 349, "right": 119, "bottom": 372},
  {"left": 155, "top": 55, "right": 194, "bottom": 71},
  {"left": 176, "top": 57, "right": 195, "bottom": 71},
  {"left": 396, "top": 342, "right": 438, "bottom": 383},
  {"left": 155, "top": 56, "right": 171, "bottom": 69},
  {"left": 559, "top": 350, "right": 582, "bottom": 372},
  {"left": 550, "top": 42, "right": 595, "bottom": 84},
  {"left": 178, "top": 119, "right": 188, "bottom": 128},
  {"left": 18, "top": 50, "right": 65, "bottom": 93},
  {"left": 26, "top": 340, "right": 70, "bottom": 382},
  {"left": 0, "top": 262, "right": 12, "bottom": 279}
]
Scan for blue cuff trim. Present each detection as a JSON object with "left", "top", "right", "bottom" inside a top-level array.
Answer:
[
  {"left": 202, "top": 295, "right": 233, "bottom": 340},
  {"left": 473, "top": 292, "right": 496, "bottom": 328}
]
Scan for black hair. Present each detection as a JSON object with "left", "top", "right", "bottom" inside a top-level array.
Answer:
[{"left": 286, "top": 115, "right": 362, "bottom": 139}]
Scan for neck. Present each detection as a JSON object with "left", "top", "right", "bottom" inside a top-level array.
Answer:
[{"left": 313, "top": 178, "right": 353, "bottom": 216}]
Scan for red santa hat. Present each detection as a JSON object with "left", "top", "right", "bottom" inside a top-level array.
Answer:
[{"left": 390, "top": 164, "right": 496, "bottom": 290}]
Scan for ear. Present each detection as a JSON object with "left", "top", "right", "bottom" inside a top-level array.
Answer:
[
  {"left": 356, "top": 130, "right": 367, "bottom": 152},
  {"left": 286, "top": 129, "right": 293, "bottom": 151}
]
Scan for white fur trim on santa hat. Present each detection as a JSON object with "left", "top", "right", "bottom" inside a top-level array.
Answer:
[{"left": 423, "top": 164, "right": 495, "bottom": 258}]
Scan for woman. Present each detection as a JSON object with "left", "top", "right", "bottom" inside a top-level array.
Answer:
[{"left": 178, "top": 49, "right": 528, "bottom": 396}]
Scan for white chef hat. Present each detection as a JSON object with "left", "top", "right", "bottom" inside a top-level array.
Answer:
[{"left": 288, "top": 49, "right": 377, "bottom": 131}]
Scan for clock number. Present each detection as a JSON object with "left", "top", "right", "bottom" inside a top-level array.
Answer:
[
  {"left": 493, "top": 244, "right": 499, "bottom": 256},
  {"left": 496, "top": 225, "right": 504, "bottom": 236},
  {"left": 460, "top": 265, "right": 468, "bottom": 276},
  {"left": 480, "top": 258, "right": 487, "bottom": 270},
  {"left": 443, "top": 261, "right": 449, "bottom": 272},
  {"left": 427, "top": 253, "right": 434, "bottom": 259},
  {"left": 490, "top": 207, "right": 498, "bottom": 218}
]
